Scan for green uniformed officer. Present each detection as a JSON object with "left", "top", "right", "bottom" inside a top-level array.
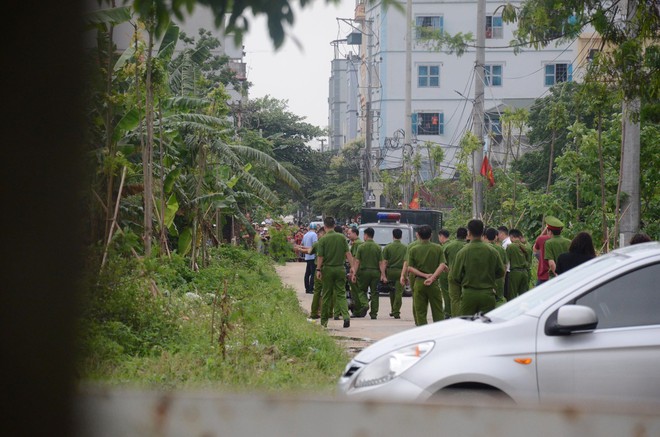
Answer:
[
  {"left": 400, "top": 229, "right": 421, "bottom": 324},
  {"left": 347, "top": 227, "right": 367, "bottom": 317},
  {"left": 485, "top": 227, "right": 507, "bottom": 306},
  {"left": 506, "top": 229, "right": 531, "bottom": 298},
  {"left": 407, "top": 225, "right": 448, "bottom": 326},
  {"left": 316, "top": 217, "right": 354, "bottom": 328},
  {"left": 450, "top": 220, "right": 505, "bottom": 316},
  {"left": 543, "top": 216, "right": 571, "bottom": 278},
  {"left": 437, "top": 229, "right": 452, "bottom": 318},
  {"left": 353, "top": 227, "right": 384, "bottom": 319},
  {"left": 382, "top": 228, "right": 408, "bottom": 319},
  {"left": 443, "top": 227, "right": 468, "bottom": 317}
]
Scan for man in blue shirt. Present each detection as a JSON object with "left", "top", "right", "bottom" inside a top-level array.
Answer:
[{"left": 302, "top": 224, "right": 319, "bottom": 294}]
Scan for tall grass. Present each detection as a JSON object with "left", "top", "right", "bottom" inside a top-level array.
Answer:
[{"left": 78, "top": 246, "right": 348, "bottom": 393}]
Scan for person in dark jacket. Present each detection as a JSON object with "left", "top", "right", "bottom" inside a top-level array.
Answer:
[{"left": 556, "top": 231, "right": 596, "bottom": 275}]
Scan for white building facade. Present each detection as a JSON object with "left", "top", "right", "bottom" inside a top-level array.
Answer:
[{"left": 336, "top": 0, "right": 581, "bottom": 181}]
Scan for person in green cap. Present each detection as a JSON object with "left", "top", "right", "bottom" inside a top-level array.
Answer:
[
  {"left": 316, "top": 216, "right": 355, "bottom": 328},
  {"left": 506, "top": 229, "right": 531, "bottom": 298},
  {"left": 485, "top": 227, "right": 507, "bottom": 306},
  {"left": 353, "top": 227, "right": 384, "bottom": 319},
  {"left": 347, "top": 227, "right": 367, "bottom": 317},
  {"left": 382, "top": 228, "right": 408, "bottom": 319},
  {"left": 543, "top": 216, "right": 571, "bottom": 278},
  {"left": 450, "top": 219, "right": 505, "bottom": 316},
  {"left": 443, "top": 227, "right": 468, "bottom": 317},
  {"left": 407, "top": 225, "right": 448, "bottom": 325}
]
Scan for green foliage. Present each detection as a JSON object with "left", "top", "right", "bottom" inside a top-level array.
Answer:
[
  {"left": 79, "top": 246, "right": 348, "bottom": 391},
  {"left": 267, "top": 227, "right": 295, "bottom": 263}
]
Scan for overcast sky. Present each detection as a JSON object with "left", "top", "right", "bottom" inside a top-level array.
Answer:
[{"left": 242, "top": 1, "right": 359, "bottom": 131}]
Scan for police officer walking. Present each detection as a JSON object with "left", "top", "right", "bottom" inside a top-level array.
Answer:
[{"left": 316, "top": 217, "right": 355, "bottom": 328}]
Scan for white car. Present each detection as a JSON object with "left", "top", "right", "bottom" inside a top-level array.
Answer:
[{"left": 338, "top": 242, "right": 660, "bottom": 404}]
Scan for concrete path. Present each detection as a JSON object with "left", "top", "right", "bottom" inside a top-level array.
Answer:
[{"left": 275, "top": 262, "right": 427, "bottom": 356}]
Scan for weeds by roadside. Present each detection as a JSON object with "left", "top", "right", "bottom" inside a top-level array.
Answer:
[{"left": 78, "top": 246, "right": 348, "bottom": 393}]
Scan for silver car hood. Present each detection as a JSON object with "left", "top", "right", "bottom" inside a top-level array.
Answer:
[{"left": 353, "top": 318, "right": 491, "bottom": 363}]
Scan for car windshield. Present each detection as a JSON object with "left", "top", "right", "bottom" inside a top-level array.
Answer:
[
  {"left": 486, "top": 253, "right": 629, "bottom": 322},
  {"left": 367, "top": 226, "right": 413, "bottom": 245}
]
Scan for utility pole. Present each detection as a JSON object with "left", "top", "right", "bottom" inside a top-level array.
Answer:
[
  {"left": 471, "top": 0, "right": 486, "bottom": 219},
  {"left": 619, "top": 0, "right": 641, "bottom": 246},
  {"left": 318, "top": 138, "right": 326, "bottom": 152},
  {"left": 403, "top": 0, "right": 412, "bottom": 206},
  {"left": 364, "top": 18, "right": 373, "bottom": 192}
]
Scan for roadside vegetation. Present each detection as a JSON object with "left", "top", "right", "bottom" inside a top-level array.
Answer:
[{"left": 78, "top": 244, "right": 347, "bottom": 392}]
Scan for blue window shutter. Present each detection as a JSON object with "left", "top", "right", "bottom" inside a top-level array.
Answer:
[
  {"left": 439, "top": 113, "right": 444, "bottom": 134},
  {"left": 412, "top": 113, "right": 418, "bottom": 135},
  {"left": 568, "top": 63, "right": 573, "bottom": 82}
]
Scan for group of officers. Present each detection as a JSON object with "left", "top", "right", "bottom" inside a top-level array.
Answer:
[{"left": 296, "top": 215, "right": 571, "bottom": 328}]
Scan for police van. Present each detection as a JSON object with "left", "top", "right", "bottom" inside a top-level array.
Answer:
[
  {"left": 357, "top": 212, "right": 416, "bottom": 296},
  {"left": 357, "top": 212, "right": 417, "bottom": 247}
]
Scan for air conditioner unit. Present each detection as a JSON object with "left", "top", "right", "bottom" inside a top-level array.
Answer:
[{"left": 347, "top": 32, "right": 362, "bottom": 45}]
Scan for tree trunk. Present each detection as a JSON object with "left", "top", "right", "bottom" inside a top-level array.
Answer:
[
  {"left": 158, "top": 101, "right": 169, "bottom": 255},
  {"left": 546, "top": 128, "right": 556, "bottom": 194},
  {"left": 143, "top": 23, "right": 155, "bottom": 256},
  {"left": 103, "top": 22, "right": 115, "bottom": 246}
]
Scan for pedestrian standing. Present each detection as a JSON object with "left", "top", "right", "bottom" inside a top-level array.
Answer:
[
  {"left": 436, "top": 229, "right": 451, "bottom": 318},
  {"left": 382, "top": 228, "right": 408, "bottom": 319},
  {"left": 556, "top": 231, "right": 596, "bottom": 274},
  {"left": 347, "top": 227, "right": 367, "bottom": 317},
  {"left": 443, "top": 227, "right": 468, "bottom": 317},
  {"left": 506, "top": 229, "right": 531, "bottom": 298},
  {"left": 485, "top": 228, "right": 507, "bottom": 305},
  {"left": 407, "top": 225, "right": 448, "bottom": 325},
  {"left": 497, "top": 226, "right": 512, "bottom": 300},
  {"left": 301, "top": 225, "right": 318, "bottom": 294},
  {"left": 450, "top": 220, "right": 505, "bottom": 316},
  {"left": 316, "top": 216, "right": 355, "bottom": 328},
  {"left": 533, "top": 226, "right": 552, "bottom": 286},
  {"left": 400, "top": 229, "right": 421, "bottom": 324},
  {"left": 543, "top": 216, "right": 571, "bottom": 278},
  {"left": 353, "top": 227, "right": 385, "bottom": 320}
]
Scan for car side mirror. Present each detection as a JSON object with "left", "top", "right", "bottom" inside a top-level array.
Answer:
[{"left": 545, "top": 305, "right": 598, "bottom": 336}]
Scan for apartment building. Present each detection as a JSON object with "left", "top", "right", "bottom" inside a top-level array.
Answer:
[{"left": 333, "top": 0, "right": 583, "bottom": 181}]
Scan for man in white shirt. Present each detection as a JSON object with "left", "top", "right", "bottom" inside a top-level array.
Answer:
[
  {"left": 302, "top": 224, "right": 319, "bottom": 294},
  {"left": 498, "top": 226, "right": 511, "bottom": 300}
]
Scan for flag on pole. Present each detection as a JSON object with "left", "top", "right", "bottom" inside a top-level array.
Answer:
[
  {"left": 409, "top": 191, "right": 420, "bottom": 209},
  {"left": 480, "top": 156, "right": 495, "bottom": 187}
]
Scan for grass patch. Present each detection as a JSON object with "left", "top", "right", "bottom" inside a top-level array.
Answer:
[{"left": 77, "top": 246, "right": 348, "bottom": 393}]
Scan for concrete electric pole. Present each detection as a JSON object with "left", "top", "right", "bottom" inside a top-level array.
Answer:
[
  {"left": 472, "top": 0, "right": 486, "bottom": 219},
  {"left": 403, "top": 0, "right": 413, "bottom": 206},
  {"left": 619, "top": 0, "right": 641, "bottom": 246}
]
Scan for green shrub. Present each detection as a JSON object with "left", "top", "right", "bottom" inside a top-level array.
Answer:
[{"left": 78, "top": 245, "right": 348, "bottom": 392}]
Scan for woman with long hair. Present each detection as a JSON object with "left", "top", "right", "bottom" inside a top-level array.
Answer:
[{"left": 556, "top": 231, "right": 597, "bottom": 274}]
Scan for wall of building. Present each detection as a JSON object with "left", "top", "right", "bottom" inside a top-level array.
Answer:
[{"left": 339, "top": 0, "right": 583, "bottom": 180}]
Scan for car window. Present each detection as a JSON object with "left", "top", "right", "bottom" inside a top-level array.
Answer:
[
  {"left": 574, "top": 263, "right": 660, "bottom": 329},
  {"left": 487, "top": 254, "right": 629, "bottom": 321}
]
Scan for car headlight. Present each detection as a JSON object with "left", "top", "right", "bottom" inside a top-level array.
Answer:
[{"left": 354, "top": 341, "right": 434, "bottom": 388}]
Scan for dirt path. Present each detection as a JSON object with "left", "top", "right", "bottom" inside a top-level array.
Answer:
[{"left": 275, "top": 262, "right": 422, "bottom": 356}]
